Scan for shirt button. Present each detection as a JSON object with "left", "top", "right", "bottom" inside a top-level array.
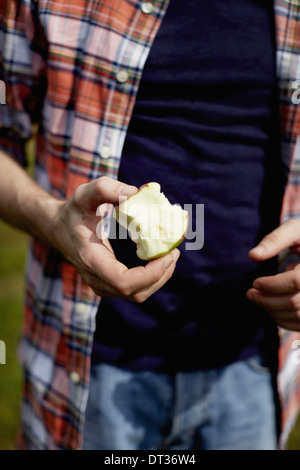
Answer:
[
  {"left": 76, "top": 302, "right": 88, "bottom": 314},
  {"left": 69, "top": 371, "right": 81, "bottom": 384},
  {"left": 100, "top": 145, "right": 111, "bottom": 159},
  {"left": 141, "top": 2, "right": 154, "bottom": 14},
  {"left": 116, "top": 70, "right": 129, "bottom": 83},
  {"left": 35, "top": 382, "right": 45, "bottom": 394}
]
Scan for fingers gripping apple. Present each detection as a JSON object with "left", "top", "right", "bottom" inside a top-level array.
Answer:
[{"left": 114, "top": 182, "right": 189, "bottom": 260}]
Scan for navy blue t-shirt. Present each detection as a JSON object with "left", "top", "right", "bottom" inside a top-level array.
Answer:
[{"left": 92, "top": 0, "right": 284, "bottom": 371}]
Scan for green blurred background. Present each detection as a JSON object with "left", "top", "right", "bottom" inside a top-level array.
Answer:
[
  {"left": 0, "top": 137, "right": 300, "bottom": 450},
  {"left": 0, "top": 220, "right": 27, "bottom": 449}
]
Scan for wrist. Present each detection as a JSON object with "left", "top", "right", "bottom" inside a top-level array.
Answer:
[
  {"left": 39, "top": 196, "right": 66, "bottom": 249},
  {"left": 20, "top": 189, "right": 65, "bottom": 249}
]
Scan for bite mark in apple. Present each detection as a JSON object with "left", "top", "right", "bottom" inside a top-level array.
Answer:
[{"left": 114, "top": 182, "right": 189, "bottom": 260}]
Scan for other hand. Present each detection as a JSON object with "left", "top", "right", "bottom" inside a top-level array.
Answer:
[{"left": 247, "top": 219, "right": 300, "bottom": 331}]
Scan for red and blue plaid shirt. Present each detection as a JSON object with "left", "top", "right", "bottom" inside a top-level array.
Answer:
[{"left": 1, "top": 0, "right": 300, "bottom": 450}]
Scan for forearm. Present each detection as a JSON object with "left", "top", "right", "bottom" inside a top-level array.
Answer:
[
  {"left": 0, "top": 150, "right": 63, "bottom": 246},
  {"left": 0, "top": 154, "right": 179, "bottom": 301}
]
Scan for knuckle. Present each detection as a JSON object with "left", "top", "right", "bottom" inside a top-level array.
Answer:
[
  {"left": 117, "top": 281, "right": 133, "bottom": 298},
  {"left": 150, "top": 269, "right": 162, "bottom": 285},
  {"left": 289, "top": 294, "right": 300, "bottom": 311},
  {"left": 293, "top": 274, "right": 300, "bottom": 292},
  {"left": 72, "top": 183, "right": 85, "bottom": 206},
  {"left": 95, "top": 176, "right": 109, "bottom": 192},
  {"left": 164, "top": 265, "right": 175, "bottom": 281},
  {"left": 131, "top": 292, "right": 148, "bottom": 304},
  {"left": 149, "top": 264, "right": 166, "bottom": 285},
  {"left": 264, "top": 231, "right": 280, "bottom": 247}
]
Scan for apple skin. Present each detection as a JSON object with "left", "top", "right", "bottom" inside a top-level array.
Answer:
[{"left": 113, "top": 182, "right": 189, "bottom": 260}]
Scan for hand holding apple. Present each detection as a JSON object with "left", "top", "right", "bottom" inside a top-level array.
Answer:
[
  {"left": 114, "top": 182, "right": 188, "bottom": 260},
  {"left": 52, "top": 177, "right": 180, "bottom": 303}
]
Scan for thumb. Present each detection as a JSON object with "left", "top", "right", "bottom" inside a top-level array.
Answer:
[
  {"left": 249, "top": 219, "right": 300, "bottom": 261},
  {"left": 74, "top": 176, "right": 138, "bottom": 211}
]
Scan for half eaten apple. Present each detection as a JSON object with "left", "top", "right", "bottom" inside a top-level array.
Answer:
[{"left": 114, "top": 182, "right": 189, "bottom": 260}]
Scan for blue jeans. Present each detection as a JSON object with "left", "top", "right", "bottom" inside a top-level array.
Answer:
[{"left": 82, "top": 356, "right": 278, "bottom": 450}]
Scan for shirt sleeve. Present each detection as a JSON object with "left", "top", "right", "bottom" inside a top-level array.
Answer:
[{"left": 0, "top": 0, "right": 47, "bottom": 166}]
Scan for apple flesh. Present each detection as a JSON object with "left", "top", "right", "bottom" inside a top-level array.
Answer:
[{"left": 114, "top": 182, "right": 188, "bottom": 260}]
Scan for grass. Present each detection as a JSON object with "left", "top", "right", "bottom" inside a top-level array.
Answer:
[
  {"left": 0, "top": 221, "right": 28, "bottom": 449},
  {"left": 287, "top": 414, "right": 300, "bottom": 450},
  {"left": 0, "top": 135, "right": 34, "bottom": 450}
]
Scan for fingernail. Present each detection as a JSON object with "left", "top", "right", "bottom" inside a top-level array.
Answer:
[
  {"left": 250, "top": 245, "right": 265, "bottom": 255},
  {"left": 164, "top": 250, "right": 180, "bottom": 270},
  {"left": 119, "top": 185, "right": 137, "bottom": 197},
  {"left": 246, "top": 289, "right": 255, "bottom": 301},
  {"left": 119, "top": 185, "right": 138, "bottom": 203},
  {"left": 173, "top": 249, "right": 180, "bottom": 262},
  {"left": 164, "top": 254, "right": 174, "bottom": 271}
]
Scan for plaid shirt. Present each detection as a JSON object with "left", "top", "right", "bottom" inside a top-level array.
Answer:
[{"left": 0, "top": 0, "right": 300, "bottom": 450}]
